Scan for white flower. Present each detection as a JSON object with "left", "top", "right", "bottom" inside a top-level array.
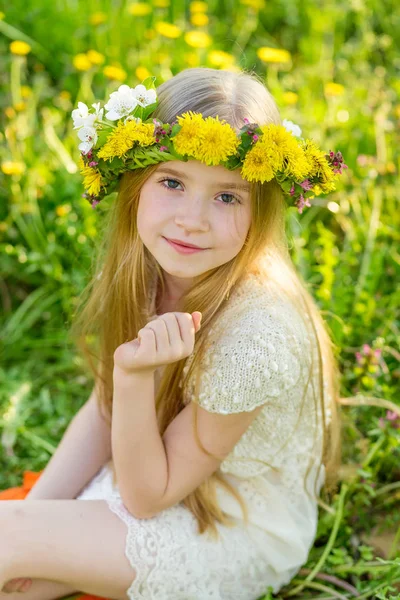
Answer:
[
  {"left": 282, "top": 119, "right": 302, "bottom": 138},
  {"left": 104, "top": 84, "right": 157, "bottom": 121},
  {"left": 104, "top": 85, "right": 140, "bottom": 121},
  {"left": 77, "top": 126, "right": 98, "bottom": 154},
  {"left": 132, "top": 84, "right": 157, "bottom": 108},
  {"left": 72, "top": 102, "right": 104, "bottom": 129}
]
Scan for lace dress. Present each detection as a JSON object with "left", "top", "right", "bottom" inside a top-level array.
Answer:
[{"left": 76, "top": 272, "right": 330, "bottom": 600}]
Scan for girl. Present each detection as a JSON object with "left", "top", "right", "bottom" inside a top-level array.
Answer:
[{"left": 1, "top": 67, "right": 344, "bottom": 600}]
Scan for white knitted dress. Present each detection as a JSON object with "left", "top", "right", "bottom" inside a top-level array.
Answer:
[{"left": 76, "top": 273, "right": 330, "bottom": 600}]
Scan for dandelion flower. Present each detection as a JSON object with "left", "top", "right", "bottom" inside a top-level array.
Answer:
[
  {"left": 97, "top": 120, "right": 155, "bottom": 160},
  {"left": 10, "top": 41, "right": 31, "bottom": 56}
]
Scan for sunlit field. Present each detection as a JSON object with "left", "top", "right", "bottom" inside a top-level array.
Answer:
[{"left": 1, "top": 0, "right": 399, "bottom": 597}]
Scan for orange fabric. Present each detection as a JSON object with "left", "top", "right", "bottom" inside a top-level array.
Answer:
[{"left": 0, "top": 471, "right": 109, "bottom": 600}]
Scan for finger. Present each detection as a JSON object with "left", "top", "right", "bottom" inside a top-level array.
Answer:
[
  {"left": 20, "top": 579, "right": 33, "bottom": 592},
  {"left": 175, "top": 312, "right": 196, "bottom": 350},
  {"left": 160, "top": 313, "right": 185, "bottom": 349}
]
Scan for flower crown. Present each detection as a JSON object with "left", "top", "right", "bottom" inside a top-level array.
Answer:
[{"left": 72, "top": 76, "right": 347, "bottom": 213}]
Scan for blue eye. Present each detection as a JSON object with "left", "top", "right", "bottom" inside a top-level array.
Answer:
[{"left": 158, "top": 178, "right": 241, "bottom": 206}]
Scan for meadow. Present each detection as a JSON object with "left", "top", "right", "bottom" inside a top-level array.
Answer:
[{"left": 0, "top": 0, "right": 399, "bottom": 597}]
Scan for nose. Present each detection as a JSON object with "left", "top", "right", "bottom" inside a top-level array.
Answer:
[{"left": 174, "top": 195, "right": 209, "bottom": 231}]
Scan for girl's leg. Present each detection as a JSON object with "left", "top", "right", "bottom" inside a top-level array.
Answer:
[
  {"left": 0, "top": 500, "right": 137, "bottom": 600},
  {"left": 0, "top": 579, "right": 77, "bottom": 600}
]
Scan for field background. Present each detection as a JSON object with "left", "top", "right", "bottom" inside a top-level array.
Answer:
[{"left": 0, "top": 0, "right": 399, "bottom": 598}]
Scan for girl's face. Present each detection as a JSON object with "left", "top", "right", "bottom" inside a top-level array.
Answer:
[{"left": 137, "top": 159, "right": 252, "bottom": 306}]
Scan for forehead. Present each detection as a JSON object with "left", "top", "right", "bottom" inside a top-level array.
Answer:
[{"left": 154, "top": 160, "right": 250, "bottom": 192}]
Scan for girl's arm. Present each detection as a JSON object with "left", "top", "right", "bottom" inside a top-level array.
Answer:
[{"left": 25, "top": 386, "right": 112, "bottom": 500}]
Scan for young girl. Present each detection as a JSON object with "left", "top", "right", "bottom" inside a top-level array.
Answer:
[{"left": 1, "top": 67, "right": 345, "bottom": 600}]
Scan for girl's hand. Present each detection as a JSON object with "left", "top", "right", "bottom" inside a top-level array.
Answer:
[
  {"left": 2, "top": 578, "right": 33, "bottom": 593},
  {"left": 113, "top": 311, "right": 202, "bottom": 376}
]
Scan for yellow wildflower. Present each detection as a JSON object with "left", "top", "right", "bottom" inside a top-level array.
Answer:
[
  {"left": 184, "top": 52, "right": 200, "bottom": 67},
  {"left": 193, "top": 117, "right": 240, "bottom": 165},
  {"left": 87, "top": 50, "right": 105, "bottom": 65},
  {"left": 171, "top": 112, "right": 206, "bottom": 157},
  {"left": 282, "top": 91, "right": 298, "bottom": 105},
  {"left": 135, "top": 66, "right": 151, "bottom": 80},
  {"left": 190, "top": 1, "right": 208, "bottom": 12},
  {"left": 4, "top": 107, "right": 16, "bottom": 119},
  {"left": 240, "top": 0, "right": 266, "bottom": 10},
  {"left": 73, "top": 53, "right": 92, "bottom": 71},
  {"left": 241, "top": 144, "right": 276, "bottom": 183},
  {"left": 89, "top": 12, "right": 107, "bottom": 25},
  {"left": 128, "top": 2, "right": 152, "bottom": 16},
  {"left": 79, "top": 159, "right": 103, "bottom": 196},
  {"left": 155, "top": 21, "right": 182, "bottom": 38},
  {"left": 59, "top": 90, "right": 71, "bottom": 100},
  {"left": 14, "top": 101, "right": 26, "bottom": 112},
  {"left": 56, "top": 204, "right": 72, "bottom": 217},
  {"left": 153, "top": 0, "right": 170, "bottom": 6},
  {"left": 257, "top": 47, "right": 291, "bottom": 64},
  {"left": 21, "top": 86, "right": 33, "bottom": 98},
  {"left": 97, "top": 120, "right": 155, "bottom": 160},
  {"left": 10, "top": 41, "right": 31, "bottom": 56},
  {"left": 301, "top": 139, "right": 336, "bottom": 191},
  {"left": 184, "top": 31, "right": 212, "bottom": 48},
  {"left": 190, "top": 12, "right": 209, "bottom": 26},
  {"left": 1, "top": 161, "right": 25, "bottom": 176},
  {"left": 257, "top": 125, "right": 310, "bottom": 180},
  {"left": 208, "top": 50, "right": 235, "bottom": 67},
  {"left": 103, "top": 65, "right": 127, "bottom": 81},
  {"left": 324, "top": 82, "right": 345, "bottom": 97}
]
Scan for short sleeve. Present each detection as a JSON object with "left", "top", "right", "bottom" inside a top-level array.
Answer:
[{"left": 185, "top": 305, "right": 309, "bottom": 415}]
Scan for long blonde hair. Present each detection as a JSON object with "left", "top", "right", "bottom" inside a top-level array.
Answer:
[{"left": 70, "top": 67, "right": 342, "bottom": 540}]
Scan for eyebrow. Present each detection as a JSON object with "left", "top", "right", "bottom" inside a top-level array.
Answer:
[{"left": 155, "top": 166, "right": 251, "bottom": 192}]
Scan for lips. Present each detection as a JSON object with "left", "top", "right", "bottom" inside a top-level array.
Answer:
[{"left": 165, "top": 237, "right": 206, "bottom": 249}]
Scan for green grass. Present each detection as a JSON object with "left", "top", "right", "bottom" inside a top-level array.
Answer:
[{"left": 1, "top": 0, "right": 400, "bottom": 597}]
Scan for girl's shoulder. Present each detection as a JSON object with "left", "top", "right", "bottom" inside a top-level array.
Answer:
[{"left": 182, "top": 273, "right": 315, "bottom": 414}]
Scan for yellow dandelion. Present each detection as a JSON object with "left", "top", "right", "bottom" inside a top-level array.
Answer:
[
  {"left": 21, "top": 86, "right": 33, "bottom": 98},
  {"left": 240, "top": 0, "right": 266, "bottom": 10},
  {"left": 1, "top": 161, "right": 25, "bottom": 176},
  {"left": 128, "top": 2, "right": 152, "bottom": 16},
  {"left": 153, "top": 0, "right": 170, "bottom": 6},
  {"left": 208, "top": 50, "right": 235, "bottom": 67},
  {"left": 301, "top": 139, "right": 337, "bottom": 190},
  {"left": 87, "top": 50, "right": 105, "bottom": 65},
  {"left": 184, "top": 52, "right": 200, "bottom": 67},
  {"left": 190, "top": 1, "right": 208, "bottom": 12},
  {"left": 103, "top": 65, "right": 127, "bottom": 81},
  {"left": 190, "top": 12, "right": 209, "bottom": 26},
  {"left": 324, "top": 82, "right": 345, "bottom": 97},
  {"left": 79, "top": 158, "right": 103, "bottom": 196},
  {"left": 171, "top": 112, "right": 206, "bottom": 157},
  {"left": 97, "top": 120, "right": 155, "bottom": 160},
  {"left": 89, "top": 12, "right": 107, "bottom": 25},
  {"left": 59, "top": 90, "right": 71, "bottom": 100},
  {"left": 4, "top": 107, "right": 16, "bottom": 119},
  {"left": 135, "top": 66, "right": 151, "bottom": 80},
  {"left": 10, "top": 41, "right": 31, "bottom": 56},
  {"left": 155, "top": 21, "right": 182, "bottom": 38},
  {"left": 257, "top": 47, "right": 291, "bottom": 64},
  {"left": 73, "top": 53, "right": 92, "bottom": 71},
  {"left": 282, "top": 91, "right": 298, "bottom": 105},
  {"left": 184, "top": 31, "right": 212, "bottom": 48},
  {"left": 56, "top": 204, "right": 72, "bottom": 217},
  {"left": 241, "top": 144, "right": 275, "bottom": 183},
  {"left": 192, "top": 117, "right": 240, "bottom": 165},
  {"left": 14, "top": 101, "right": 26, "bottom": 112}
]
